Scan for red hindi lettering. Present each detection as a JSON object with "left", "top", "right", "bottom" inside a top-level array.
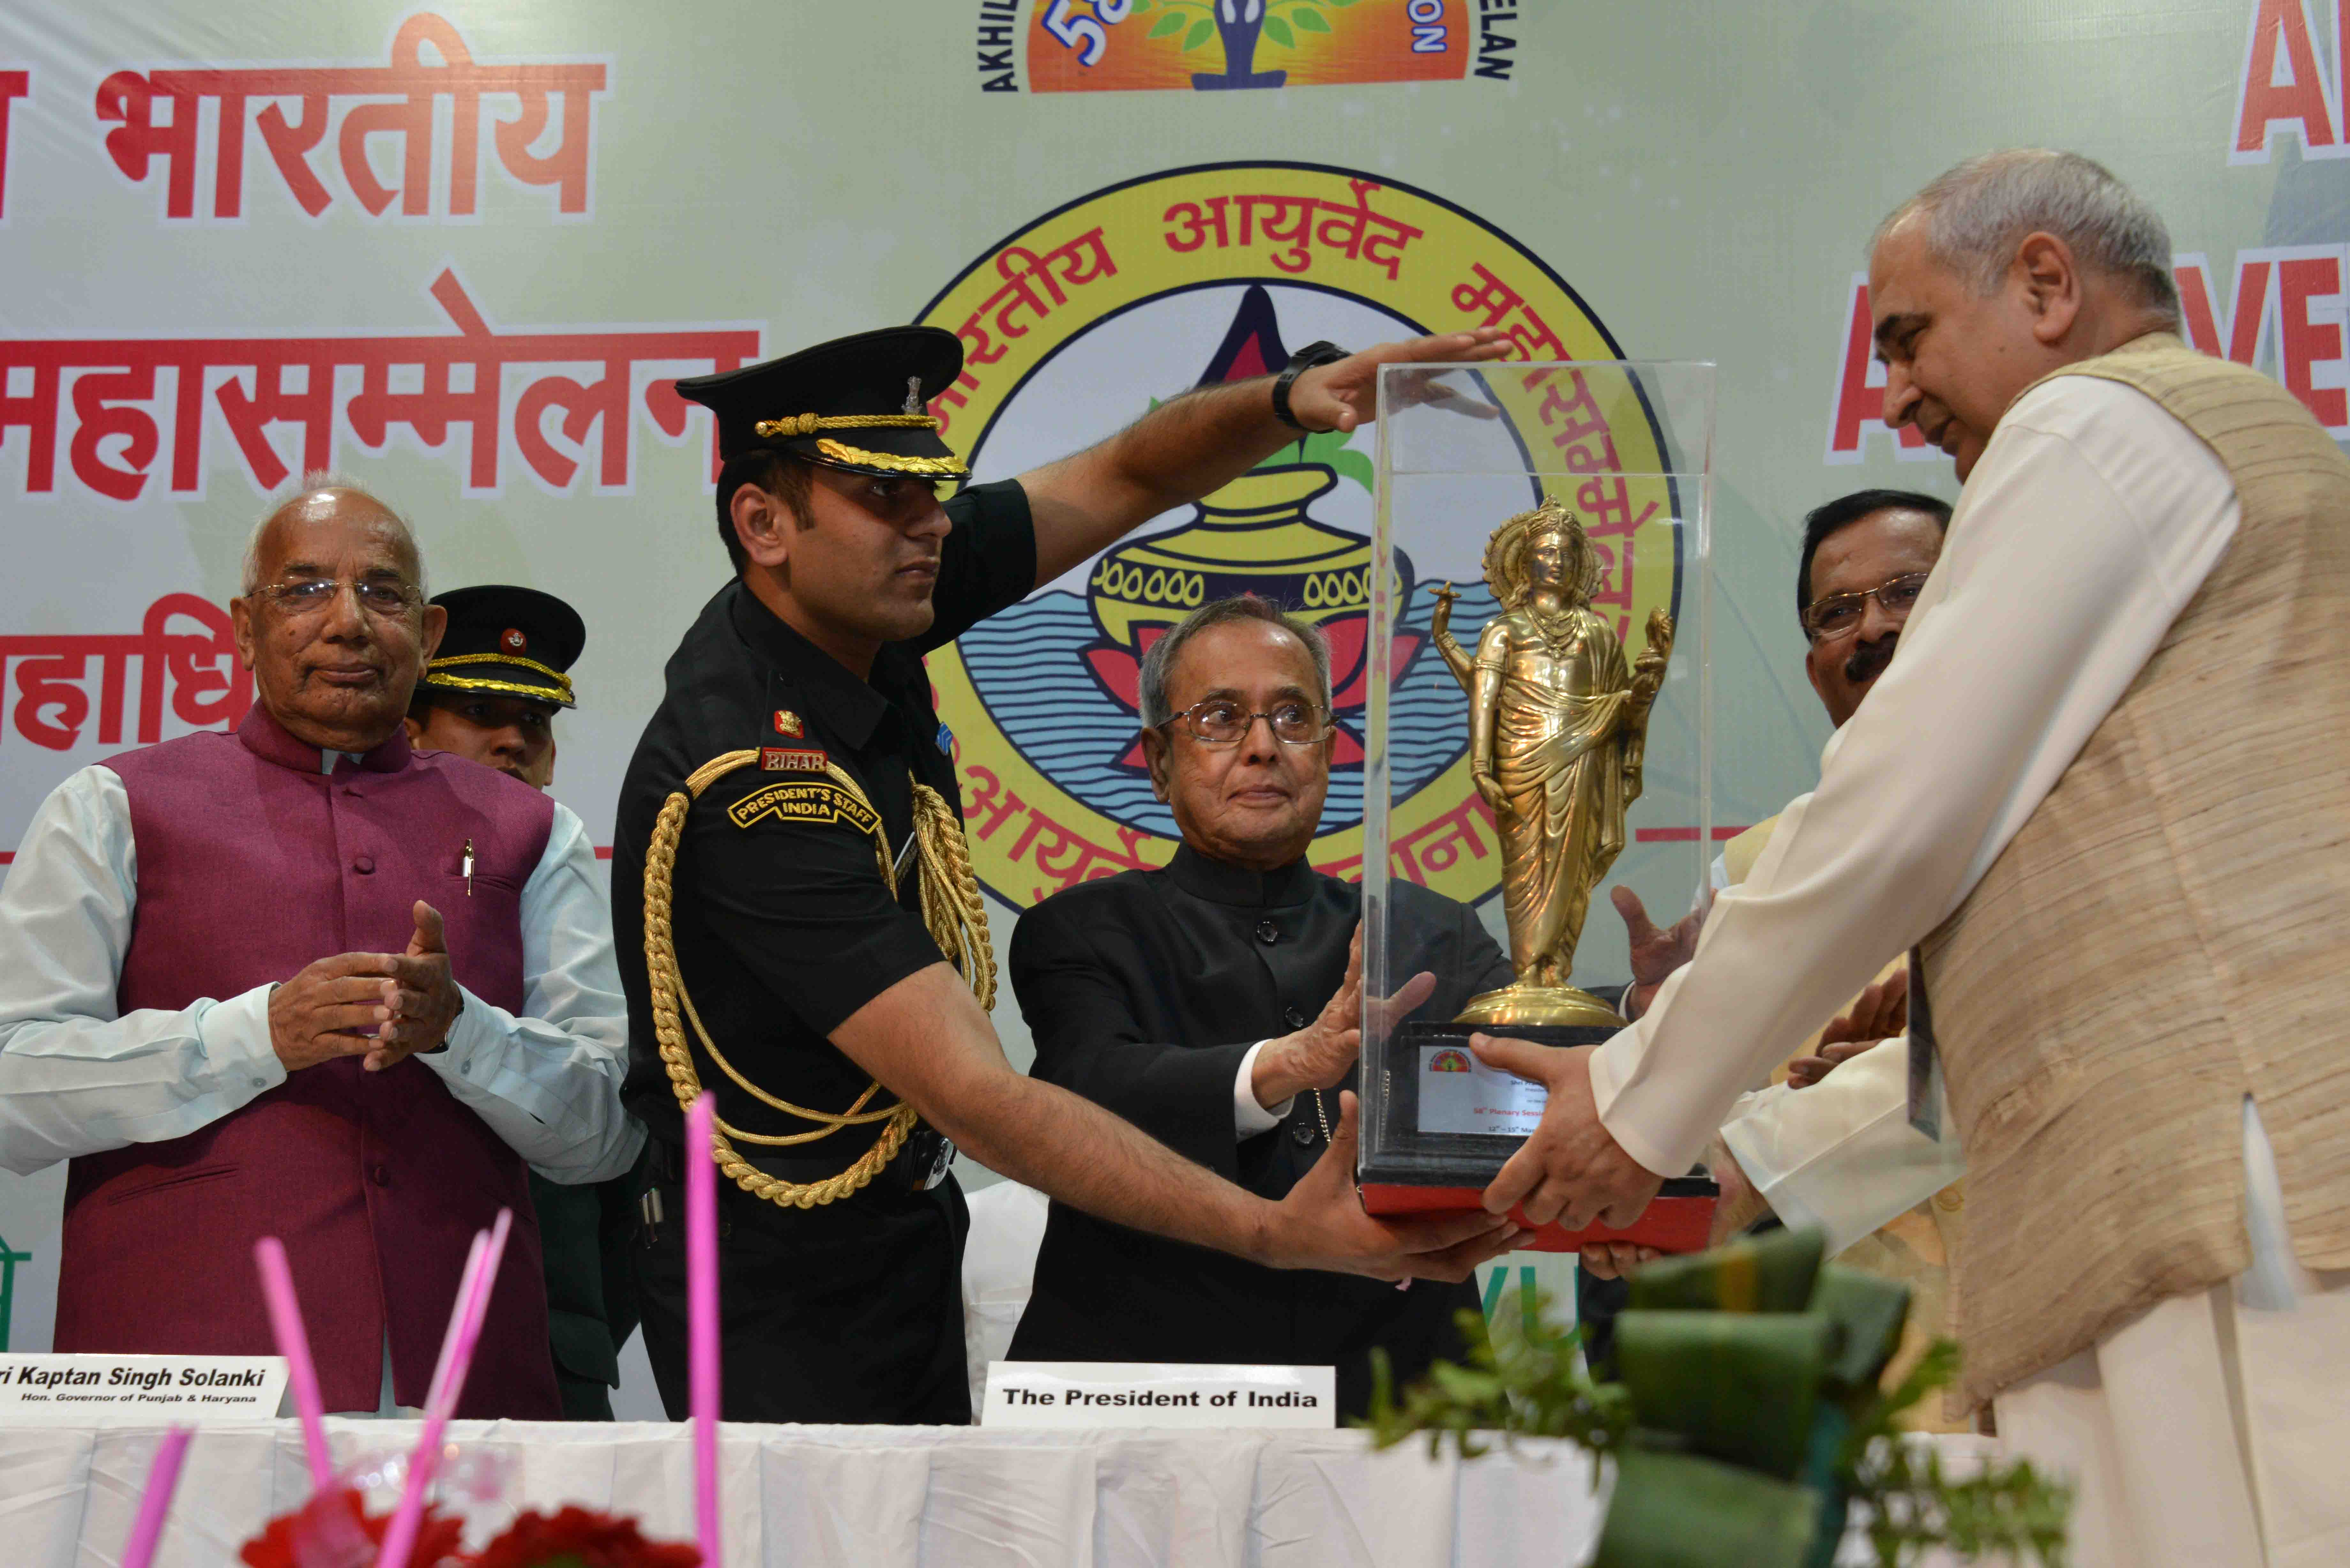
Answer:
[
  {"left": 0, "top": 595, "right": 251, "bottom": 753},
  {"left": 95, "top": 71, "right": 200, "bottom": 220},
  {"left": 139, "top": 593, "right": 250, "bottom": 739},
  {"left": 216, "top": 349, "right": 340, "bottom": 490},
  {"left": 0, "top": 279, "right": 759, "bottom": 498},
  {"left": 514, "top": 358, "right": 633, "bottom": 489},
  {"left": 91, "top": 14, "right": 606, "bottom": 223},
  {"left": 1452, "top": 263, "right": 1525, "bottom": 328},
  {"left": 0, "top": 70, "right": 28, "bottom": 218},
  {"left": 0, "top": 342, "right": 62, "bottom": 491}
]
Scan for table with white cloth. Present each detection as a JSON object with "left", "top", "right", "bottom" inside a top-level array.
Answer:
[{"left": 5, "top": 1419, "right": 2005, "bottom": 1567}]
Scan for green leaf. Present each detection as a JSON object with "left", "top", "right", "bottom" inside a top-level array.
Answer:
[
  {"left": 1261, "top": 15, "right": 1295, "bottom": 48},
  {"left": 1329, "top": 0, "right": 1359, "bottom": 7},
  {"left": 1292, "top": 6, "right": 1332, "bottom": 31},
  {"left": 1330, "top": 447, "right": 1375, "bottom": 493},
  {"left": 1183, "top": 19, "right": 1213, "bottom": 51},
  {"left": 1131, "top": 0, "right": 1152, "bottom": 9},
  {"left": 1148, "top": 10, "right": 1186, "bottom": 38}
]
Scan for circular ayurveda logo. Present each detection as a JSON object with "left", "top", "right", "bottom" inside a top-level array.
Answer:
[{"left": 918, "top": 161, "right": 1678, "bottom": 909}]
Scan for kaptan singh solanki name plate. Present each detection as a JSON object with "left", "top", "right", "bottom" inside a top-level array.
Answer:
[{"left": 0, "top": 1353, "right": 288, "bottom": 1425}]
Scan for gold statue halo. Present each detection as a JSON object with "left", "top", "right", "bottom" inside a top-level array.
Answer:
[{"left": 1482, "top": 496, "right": 1603, "bottom": 613}]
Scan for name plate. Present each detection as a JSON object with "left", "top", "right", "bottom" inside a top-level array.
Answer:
[
  {"left": 1417, "top": 1044, "right": 1548, "bottom": 1135},
  {"left": 983, "top": 1361, "right": 1336, "bottom": 1429},
  {"left": 0, "top": 1354, "right": 288, "bottom": 1425}
]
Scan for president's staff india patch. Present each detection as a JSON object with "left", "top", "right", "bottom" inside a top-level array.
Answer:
[{"left": 728, "top": 781, "right": 880, "bottom": 835}]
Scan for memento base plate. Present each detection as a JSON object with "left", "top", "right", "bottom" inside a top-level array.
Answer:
[{"left": 1360, "top": 1020, "right": 1717, "bottom": 1254}]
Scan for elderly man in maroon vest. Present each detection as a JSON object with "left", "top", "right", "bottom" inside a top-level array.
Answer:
[
  {"left": 0, "top": 479, "right": 639, "bottom": 1417},
  {"left": 1477, "top": 152, "right": 2350, "bottom": 1567}
]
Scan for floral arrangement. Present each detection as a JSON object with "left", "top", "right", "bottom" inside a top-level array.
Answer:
[
  {"left": 237, "top": 1487, "right": 699, "bottom": 1568},
  {"left": 1361, "top": 1228, "right": 2073, "bottom": 1568}
]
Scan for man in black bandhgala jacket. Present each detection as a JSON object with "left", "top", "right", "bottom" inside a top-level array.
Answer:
[{"left": 1008, "top": 595, "right": 1516, "bottom": 1416}]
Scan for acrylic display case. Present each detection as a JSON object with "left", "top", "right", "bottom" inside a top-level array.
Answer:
[{"left": 1355, "top": 360, "right": 1718, "bottom": 1249}]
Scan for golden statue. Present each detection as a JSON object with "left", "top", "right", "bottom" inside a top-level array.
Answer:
[{"left": 1431, "top": 498, "right": 1673, "bottom": 1030}]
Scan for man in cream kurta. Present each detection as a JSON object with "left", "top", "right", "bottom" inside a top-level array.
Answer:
[{"left": 1473, "top": 152, "right": 2350, "bottom": 1568}]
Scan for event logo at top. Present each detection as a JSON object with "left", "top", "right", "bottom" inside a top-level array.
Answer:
[
  {"left": 915, "top": 162, "right": 1674, "bottom": 909},
  {"left": 996, "top": 0, "right": 1517, "bottom": 92}
]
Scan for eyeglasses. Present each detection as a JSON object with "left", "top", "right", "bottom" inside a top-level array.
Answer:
[
  {"left": 1159, "top": 698, "right": 1332, "bottom": 747},
  {"left": 261, "top": 577, "right": 421, "bottom": 618},
  {"left": 1800, "top": 572, "right": 1930, "bottom": 644}
]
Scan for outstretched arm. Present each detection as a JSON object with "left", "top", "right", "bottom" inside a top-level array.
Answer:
[
  {"left": 1018, "top": 328, "right": 1510, "bottom": 587},
  {"left": 834, "top": 962, "right": 1516, "bottom": 1282}
]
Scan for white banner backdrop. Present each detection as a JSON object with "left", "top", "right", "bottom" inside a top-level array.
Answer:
[{"left": 0, "top": 1, "right": 2340, "bottom": 1390}]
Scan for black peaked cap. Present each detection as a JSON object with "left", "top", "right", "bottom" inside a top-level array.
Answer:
[
  {"left": 419, "top": 584, "right": 585, "bottom": 709},
  {"left": 674, "top": 325, "right": 968, "bottom": 480}
]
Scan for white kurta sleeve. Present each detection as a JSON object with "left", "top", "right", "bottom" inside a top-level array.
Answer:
[
  {"left": 0, "top": 767, "right": 286, "bottom": 1175},
  {"left": 1719, "top": 1038, "right": 1967, "bottom": 1255},
  {"left": 421, "top": 801, "right": 644, "bottom": 1183},
  {"left": 1588, "top": 376, "right": 2242, "bottom": 1177}
]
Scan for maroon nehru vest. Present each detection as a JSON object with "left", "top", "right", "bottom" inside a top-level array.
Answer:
[{"left": 56, "top": 705, "right": 563, "bottom": 1416}]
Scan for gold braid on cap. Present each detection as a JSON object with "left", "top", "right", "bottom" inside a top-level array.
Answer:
[
  {"left": 752, "top": 412, "right": 940, "bottom": 438},
  {"left": 642, "top": 750, "right": 996, "bottom": 1209},
  {"left": 421, "top": 650, "right": 576, "bottom": 704},
  {"left": 813, "top": 439, "right": 968, "bottom": 477}
]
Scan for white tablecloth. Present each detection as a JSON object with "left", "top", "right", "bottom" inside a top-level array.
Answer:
[{"left": 2, "top": 1419, "right": 1999, "bottom": 1567}]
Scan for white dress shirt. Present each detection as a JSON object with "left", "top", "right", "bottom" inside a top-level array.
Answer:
[
  {"left": 0, "top": 763, "right": 644, "bottom": 1183},
  {"left": 1591, "top": 373, "right": 2242, "bottom": 1177},
  {"left": 1233, "top": 1039, "right": 1292, "bottom": 1137}
]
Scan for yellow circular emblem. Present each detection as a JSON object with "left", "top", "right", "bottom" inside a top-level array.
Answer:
[{"left": 917, "top": 162, "right": 1678, "bottom": 910}]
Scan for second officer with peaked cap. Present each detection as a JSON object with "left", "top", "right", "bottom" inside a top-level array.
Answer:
[
  {"left": 405, "top": 584, "right": 646, "bottom": 1421},
  {"left": 612, "top": 318, "right": 1522, "bottom": 1424},
  {"left": 406, "top": 584, "right": 583, "bottom": 789}
]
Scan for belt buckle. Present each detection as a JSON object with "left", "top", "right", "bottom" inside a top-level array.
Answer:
[{"left": 906, "top": 1129, "right": 956, "bottom": 1192}]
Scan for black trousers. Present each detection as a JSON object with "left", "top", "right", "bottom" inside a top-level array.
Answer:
[{"left": 633, "top": 1146, "right": 972, "bottom": 1425}]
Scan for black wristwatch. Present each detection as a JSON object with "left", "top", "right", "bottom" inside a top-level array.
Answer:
[{"left": 1272, "top": 340, "right": 1350, "bottom": 432}]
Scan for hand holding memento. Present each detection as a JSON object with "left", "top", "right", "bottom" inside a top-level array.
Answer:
[
  {"left": 1258, "top": 1091, "right": 1524, "bottom": 1283},
  {"left": 1254, "top": 925, "right": 1436, "bottom": 1107},
  {"left": 1473, "top": 1037, "right": 1663, "bottom": 1229},
  {"left": 1577, "top": 1241, "right": 1663, "bottom": 1280}
]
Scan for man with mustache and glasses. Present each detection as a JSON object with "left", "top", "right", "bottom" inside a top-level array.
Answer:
[
  {"left": 0, "top": 479, "right": 640, "bottom": 1418},
  {"left": 611, "top": 323, "right": 1526, "bottom": 1426},
  {"left": 404, "top": 584, "right": 648, "bottom": 1421},
  {"left": 1473, "top": 151, "right": 2350, "bottom": 1567},
  {"left": 1003, "top": 596, "right": 1517, "bottom": 1417},
  {"left": 1586, "top": 489, "right": 1968, "bottom": 1422}
]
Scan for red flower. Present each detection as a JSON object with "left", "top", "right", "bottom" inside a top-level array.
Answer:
[
  {"left": 465, "top": 1507, "right": 701, "bottom": 1568},
  {"left": 239, "top": 1485, "right": 465, "bottom": 1568}
]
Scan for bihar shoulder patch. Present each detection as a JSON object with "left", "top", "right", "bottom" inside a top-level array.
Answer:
[
  {"left": 761, "top": 746, "right": 829, "bottom": 772},
  {"left": 728, "top": 780, "right": 881, "bottom": 837}
]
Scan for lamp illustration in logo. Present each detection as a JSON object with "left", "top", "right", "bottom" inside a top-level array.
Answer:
[
  {"left": 1427, "top": 1048, "right": 1472, "bottom": 1074},
  {"left": 1079, "top": 285, "right": 1422, "bottom": 768}
]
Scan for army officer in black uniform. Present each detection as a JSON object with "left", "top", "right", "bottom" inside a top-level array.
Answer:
[{"left": 613, "top": 321, "right": 1519, "bottom": 1425}]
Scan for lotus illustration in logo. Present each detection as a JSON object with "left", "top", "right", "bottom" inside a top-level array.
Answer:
[{"left": 1428, "top": 1048, "right": 1472, "bottom": 1074}]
